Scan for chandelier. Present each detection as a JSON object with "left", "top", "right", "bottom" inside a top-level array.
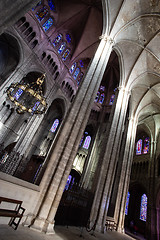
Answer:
[{"left": 7, "top": 73, "right": 47, "bottom": 114}]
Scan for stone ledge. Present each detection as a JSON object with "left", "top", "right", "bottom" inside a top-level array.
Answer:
[{"left": 0, "top": 172, "right": 40, "bottom": 191}]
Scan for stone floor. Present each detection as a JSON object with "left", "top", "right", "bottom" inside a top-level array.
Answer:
[{"left": 0, "top": 224, "right": 139, "bottom": 240}]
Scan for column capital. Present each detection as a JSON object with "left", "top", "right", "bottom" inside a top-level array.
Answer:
[
  {"left": 118, "top": 86, "right": 131, "bottom": 95},
  {"left": 99, "top": 34, "right": 115, "bottom": 44}
]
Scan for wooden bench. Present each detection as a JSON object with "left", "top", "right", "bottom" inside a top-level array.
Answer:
[{"left": 0, "top": 197, "right": 25, "bottom": 230}]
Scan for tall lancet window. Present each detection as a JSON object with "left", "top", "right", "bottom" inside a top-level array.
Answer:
[
  {"left": 50, "top": 119, "right": 59, "bottom": 133},
  {"left": 83, "top": 136, "right": 91, "bottom": 150},
  {"left": 143, "top": 137, "right": 149, "bottom": 154},
  {"left": 136, "top": 139, "right": 142, "bottom": 155},
  {"left": 125, "top": 192, "right": 130, "bottom": 215},
  {"left": 140, "top": 194, "right": 147, "bottom": 221}
]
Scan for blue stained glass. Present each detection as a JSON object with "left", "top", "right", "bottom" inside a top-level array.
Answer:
[
  {"left": 73, "top": 68, "right": 80, "bottom": 80},
  {"left": 79, "top": 60, "right": 84, "bottom": 68},
  {"left": 42, "top": 18, "right": 54, "bottom": 32},
  {"left": 140, "top": 194, "right": 147, "bottom": 221},
  {"left": 64, "top": 175, "right": 72, "bottom": 191},
  {"left": 62, "top": 49, "right": 70, "bottom": 61},
  {"left": 69, "top": 62, "right": 77, "bottom": 74},
  {"left": 125, "top": 192, "right": 130, "bottom": 215},
  {"left": 14, "top": 88, "right": 23, "bottom": 100},
  {"left": 83, "top": 136, "right": 91, "bottom": 149},
  {"left": 36, "top": 7, "right": 48, "bottom": 22},
  {"left": 58, "top": 42, "right": 66, "bottom": 54},
  {"left": 50, "top": 119, "right": 59, "bottom": 133},
  {"left": 66, "top": 33, "right": 71, "bottom": 43},
  {"left": 77, "top": 72, "right": 83, "bottom": 85},
  {"left": 95, "top": 91, "right": 100, "bottom": 102},
  {"left": 143, "top": 137, "right": 149, "bottom": 154},
  {"left": 32, "top": 101, "right": 40, "bottom": 113},
  {"left": 32, "top": 164, "right": 42, "bottom": 183},
  {"left": 53, "top": 34, "right": 62, "bottom": 47},
  {"left": 100, "top": 85, "right": 105, "bottom": 91},
  {"left": 48, "top": 0, "right": 56, "bottom": 11},
  {"left": 109, "top": 94, "right": 115, "bottom": 105},
  {"left": 99, "top": 93, "right": 105, "bottom": 104},
  {"left": 79, "top": 135, "right": 84, "bottom": 147},
  {"left": 136, "top": 139, "right": 142, "bottom": 155},
  {"left": 1, "top": 153, "right": 8, "bottom": 164}
]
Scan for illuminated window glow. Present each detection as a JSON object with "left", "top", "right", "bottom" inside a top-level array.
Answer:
[
  {"left": 50, "top": 119, "right": 59, "bottom": 133},
  {"left": 73, "top": 68, "right": 80, "bottom": 80},
  {"left": 62, "top": 49, "right": 70, "bottom": 61},
  {"left": 83, "top": 136, "right": 91, "bottom": 149},
  {"left": 109, "top": 94, "right": 115, "bottom": 105},
  {"left": 53, "top": 34, "right": 62, "bottom": 47},
  {"left": 143, "top": 137, "right": 149, "bottom": 154},
  {"left": 48, "top": 0, "right": 56, "bottom": 11},
  {"left": 99, "top": 93, "right": 105, "bottom": 104},
  {"left": 66, "top": 33, "right": 71, "bottom": 43},
  {"left": 136, "top": 139, "right": 142, "bottom": 155},
  {"left": 58, "top": 42, "right": 66, "bottom": 54},
  {"left": 125, "top": 192, "right": 130, "bottom": 215},
  {"left": 69, "top": 62, "right": 77, "bottom": 74},
  {"left": 14, "top": 88, "right": 23, "bottom": 100},
  {"left": 42, "top": 18, "right": 54, "bottom": 32},
  {"left": 36, "top": 7, "right": 48, "bottom": 22},
  {"left": 140, "top": 194, "right": 147, "bottom": 221}
]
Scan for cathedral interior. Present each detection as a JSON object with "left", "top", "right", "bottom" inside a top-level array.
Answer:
[{"left": 0, "top": 0, "right": 160, "bottom": 239}]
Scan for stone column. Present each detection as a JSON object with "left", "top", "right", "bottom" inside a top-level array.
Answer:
[
  {"left": 89, "top": 87, "right": 131, "bottom": 232},
  {"left": 114, "top": 116, "right": 138, "bottom": 232},
  {"left": 146, "top": 139, "right": 157, "bottom": 239},
  {"left": 28, "top": 36, "right": 114, "bottom": 234}
]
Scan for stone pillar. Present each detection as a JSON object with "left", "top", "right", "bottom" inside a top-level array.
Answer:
[
  {"left": 27, "top": 36, "right": 114, "bottom": 234},
  {"left": 89, "top": 87, "right": 131, "bottom": 232},
  {"left": 114, "top": 116, "right": 138, "bottom": 232},
  {"left": 146, "top": 139, "right": 157, "bottom": 239}
]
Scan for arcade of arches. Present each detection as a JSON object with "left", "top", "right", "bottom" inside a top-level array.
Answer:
[{"left": 0, "top": 0, "right": 160, "bottom": 239}]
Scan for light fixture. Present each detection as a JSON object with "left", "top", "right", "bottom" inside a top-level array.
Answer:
[{"left": 7, "top": 73, "right": 47, "bottom": 114}]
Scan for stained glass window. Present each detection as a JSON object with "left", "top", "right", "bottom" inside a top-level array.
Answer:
[
  {"left": 99, "top": 93, "right": 105, "bottom": 104},
  {"left": 143, "top": 137, "right": 149, "bottom": 154},
  {"left": 42, "top": 17, "right": 54, "bottom": 32},
  {"left": 79, "top": 135, "right": 84, "bottom": 147},
  {"left": 50, "top": 119, "right": 59, "bottom": 133},
  {"left": 32, "top": 101, "right": 40, "bottom": 113},
  {"left": 14, "top": 88, "right": 23, "bottom": 100},
  {"left": 79, "top": 60, "right": 84, "bottom": 68},
  {"left": 100, "top": 85, "right": 105, "bottom": 91},
  {"left": 125, "top": 192, "right": 130, "bottom": 215},
  {"left": 66, "top": 33, "right": 71, "bottom": 43},
  {"left": 77, "top": 72, "right": 83, "bottom": 85},
  {"left": 95, "top": 91, "right": 100, "bottom": 102},
  {"left": 53, "top": 34, "right": 62, "bottom": 47},
  {"left": 64, "top": 175, "right": 72, "bottom": 191},
  {"left": 1, "top": 153, "right": 8, "bottom": 164},
  {"left": 109, "top": 94, "right": 115, "bottom": 105},
  {"left": 136, "top": 139, "right": 142, "bottom": 155},
  {"left": 58, "top": 42, "right": 66, "bottom": 54},
  {"left": 62, "top": 49, "right": 70, "bottom": 61},
  {"left": 140, "top": 194, "right": 147, "bottom": 221},
  {"left": 73, "top": 68, "right": 80, "bottom": 80},
  {"left": 83, "top": 136, "right": 91, "bottom": 149},
  {"left": 36, "top": 7, "right": 48, "bottom": 22},
  {"left": 69, "top": 62, "right": 77, "bottom": 74},
  {"left": 48, "top": 0, "right": 56, "bottom": 11}
]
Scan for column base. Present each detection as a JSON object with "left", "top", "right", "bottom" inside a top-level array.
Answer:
[
  {"left": 22, "top": 214, "right": 35, "bottom": 227},
  {"left": 30, "top": 217, "right": 55, "bottom": 234}
]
